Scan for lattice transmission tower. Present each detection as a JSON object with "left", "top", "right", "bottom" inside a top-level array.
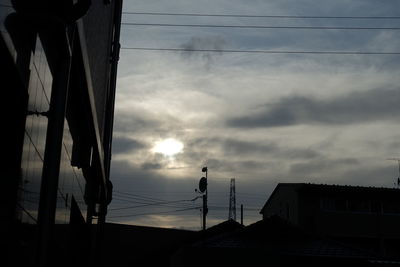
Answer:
[{"left": 228, "top": 178, "right": 236, "bottom": 221}]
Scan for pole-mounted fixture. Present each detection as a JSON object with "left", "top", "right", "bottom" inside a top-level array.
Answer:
[{"left": 196, "top": 166, "right": 208, "bottom": 230}]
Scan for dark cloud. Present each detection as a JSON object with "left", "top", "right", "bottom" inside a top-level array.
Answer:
[
  {"left": 222, "top": 139, "right": 277, "bottom": 155},
  {"left": 222, "top": 139, "right": 320, "bottom": 159},
  {"left": 110, "top": 160, "right": 190, "bottom": 192},
  {"left": 113, "top": 115, "right": 162, "bottom": 134},
  {"left": 289, "top": 158, "right": 360, "bottom": 177},
  {"left": 186, "top": 137, "right": 320, "bottom": 161},
  {"left": 180, "top": 36, "right": 226, "bottom": 67},
  {"left": 228, "top": 87, "right": 400, "bottom": 128},
  {"left": 112, "top": 137, "right": 147, "bottom": 154},
  {"left": 113, "top": 111, "right": 187, "bottom": 138},
  {"left": 201, "top": 158, "right": 272, "bottom": 175},
  {"left": 141, "top": 162, "right": 163, "bottom": 171}
]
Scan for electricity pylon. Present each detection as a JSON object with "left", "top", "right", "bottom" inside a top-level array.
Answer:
[
  {"left": 228, "top": 178, "right": 236, "bottom": 221},
  {"left": 387, "top": 158, "right": 400, "bottom": 187}
]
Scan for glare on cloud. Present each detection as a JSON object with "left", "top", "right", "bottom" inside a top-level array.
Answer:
[{"left": 152, "top": 138, "right": 184, "bottom": 157}]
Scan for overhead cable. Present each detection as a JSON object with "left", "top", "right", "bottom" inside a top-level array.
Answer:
[
  {"left": 122, "top": 22, "right": 400, "bottom": 30},
  {"left": 121, "top": 47, "right": 400, "bottom": 55},
  {"left": 110, "top": 198, "right": 198, "bottom": 211},
  {"left": 107, "top": 206, "right": 201, "bottom": 218},
  {"left": 122, "top": 11, "right": 400, "bottom": 20}
]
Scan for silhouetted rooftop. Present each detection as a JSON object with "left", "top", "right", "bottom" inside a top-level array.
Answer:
[
  {"left": 191, "top": 216, "right": 378, "bottom": 259},
  {"left": 261, "top": 183, "right": 400, "bottom": 214}
]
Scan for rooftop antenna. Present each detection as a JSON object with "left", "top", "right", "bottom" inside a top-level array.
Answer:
[{"left": 387, "top": 158, "right": 400, "bottom": 187}]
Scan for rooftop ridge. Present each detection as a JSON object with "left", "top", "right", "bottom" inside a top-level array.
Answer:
[{"left": 279, "top": 182, "right": 400, "bottom": 191}]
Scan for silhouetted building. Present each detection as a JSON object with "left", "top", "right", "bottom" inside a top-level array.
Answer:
[
  {"left": 172, "top": 216, "right": 382, "bottom": 267},
  {"left": 260, "top": 183, "right": 400, "bottom": 259},
  {"left": 101, "top": 223, "right": 197, "bottom": 267},
  {"left": 1, "top": 1, "right": 122, "bottom": 266}
]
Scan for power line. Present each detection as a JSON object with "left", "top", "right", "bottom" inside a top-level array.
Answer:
[
  {"left": 110, "top": 198, "right": 197, "bottom": 211},
  {"left": 122, "top": 22, "right": 400, "bottom": 31},
  {"left": 111, "top": 191, "right": 200, "bottom": 210},
  {"left": 114, "top": 190, "right": 266, "bottom": 205},
  {"left": 16, "top": 202, "right": 38, "bottom": 223},
  {"left": 122, "top": 11, "right": 400, "bottom": 20},
  {"left": 114, "top": 190, "right": 188, "bottom": 203},
  {"left": 112, "top": 195, "right": 191, "bottom": 204},
  {"left": 120, "top": 47, "right": 400, "bottom": 55},
  {"left": 114, "top": 192, "right": 171, "bottom": 203},
  {"left": 208, "top": 205, "right": 260, "bottom": 211},
  {"left": 107, "top": 206, "right": 201, "bottom": 218}
]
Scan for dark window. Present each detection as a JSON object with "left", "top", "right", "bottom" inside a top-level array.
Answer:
[
  {"left": 321, "top": 198, "right": 335, "bottom": 211},
  {"left": 321, "top": 198, "right": 347, "bottom": 211},
  {"left": 371, "top": 201, "right": 382, "bottom": 213},
  {"left": 348, "top": 200, "right": 370, "bottom": 212},
  {"left": 286, "top": 203, "right": 290, "bottom": 219},
  {"left": 335, "top": 199, "right": 347, "bottom": 211},
  {"left": 383, "top": 202, "right": 400, "bottom": 214}
]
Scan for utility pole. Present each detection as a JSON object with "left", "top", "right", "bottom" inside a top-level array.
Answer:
[
  {"left": 202, "top": 167, "right": 208, "bottom": 230},
  {"left": 197, "top": 167, "right": 208, "bottom": 230},
  {"left": 228, "top": 178, "right": 236, "bottom": 221},
  {"left": 240, "top": 204, "right": 243, "bottom": 225}
]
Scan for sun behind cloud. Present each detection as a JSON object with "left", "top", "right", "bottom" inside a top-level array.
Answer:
[{"left": 152, "top": 138, "right": 184, "bottom": 157}]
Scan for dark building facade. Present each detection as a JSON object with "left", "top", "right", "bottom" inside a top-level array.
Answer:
[
  {"left": 260, "top": 183, "right": 400, "bottom": 259},
  {"left": 101, "top": 223, "right": 197, "bottom": 267},
  {"left": 172, "top": 217, "right": 381, "bottom": 267},
  {"left": 1, "top": 1, "right": 122, "bottom": 266}
]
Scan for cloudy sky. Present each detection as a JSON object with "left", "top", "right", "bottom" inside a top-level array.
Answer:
[{"left": 107, "top": 0, "right": 400, "bottom": 230}]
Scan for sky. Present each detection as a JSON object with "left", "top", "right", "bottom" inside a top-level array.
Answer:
[{"left": 107, "top": 0, "right": 400, "bottom": 230}]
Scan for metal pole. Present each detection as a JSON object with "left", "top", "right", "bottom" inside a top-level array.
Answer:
[
  {"left": 241, "top": 204, "right": 243, "bottom": 225},
  {"left": 202, "top": 168, "right": 208, "bottom": 231},
  {"left": 202, "top": 195, "right": 206, "bottom": 231}
]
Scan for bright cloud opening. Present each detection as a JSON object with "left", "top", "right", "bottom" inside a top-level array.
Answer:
[{"left": 152, "top": 138, "right": 184, "bottom": 157}]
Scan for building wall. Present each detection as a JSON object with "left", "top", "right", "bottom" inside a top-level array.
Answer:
[
  {"left": 314, "top": 210, "right": 400, "bottom": 238},
  {"left": 81, "top": 0, "right": 116, "bottom": 140},
  {"left": 263, "top": 184, "right": 400, "bottom": 238},
  {"left": 1, "top": 1, "right": 122, "bottom": 266},
  {"left": 17, "top": 35, "right": 51, "bottom": 224},
  {"left": 7, "top": 23, "right": 88, "bottom": 227},
  {"left": 311, "top": 196, "right": 400, "bottom": 239},
  {"left": 261, "top": 185, "right": 299, "bottom": 225},
  {"left": 261, "top": 184, "right": 400, "bottom": 258},
  {"left": 55, "top": 120, "right": 87, "bottom": 224},
  {"left": 296, "top": 188, "right": 400, "bottom": 238},
  {"left": 297, "top": 191, "right": 322, "bottom": 232}
]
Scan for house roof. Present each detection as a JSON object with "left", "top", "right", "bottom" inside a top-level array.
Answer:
[
  {"left": 260, "top": 183, "right": 400, "bottom": 214},
  {"left": 187, "top": 219, "right": 244, "bottom": 247},
  {"left": 201, "top": 219, "right": 244, "bottom": 235},
  {"left": 190, "top": 216, "right": 379, "bottom": 259},
  {"left": 103, "top": 223, "right": 196, "bottom": 247}
]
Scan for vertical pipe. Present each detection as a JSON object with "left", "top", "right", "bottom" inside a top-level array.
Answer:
[
  {"left": 36, "top": 53, "right": 72, "bottom": 267},
  {"left": 103, "top": 0, "right": 122, "bottom": 181},
  {"left": 202, "top": 168, "right": 208, "bottom": 231},
  {"left": 202, "top": 195, "right": 206, "bottom": 231},
  {"left": 241, "top": 204, "right": 243, "bottom": 226}
]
